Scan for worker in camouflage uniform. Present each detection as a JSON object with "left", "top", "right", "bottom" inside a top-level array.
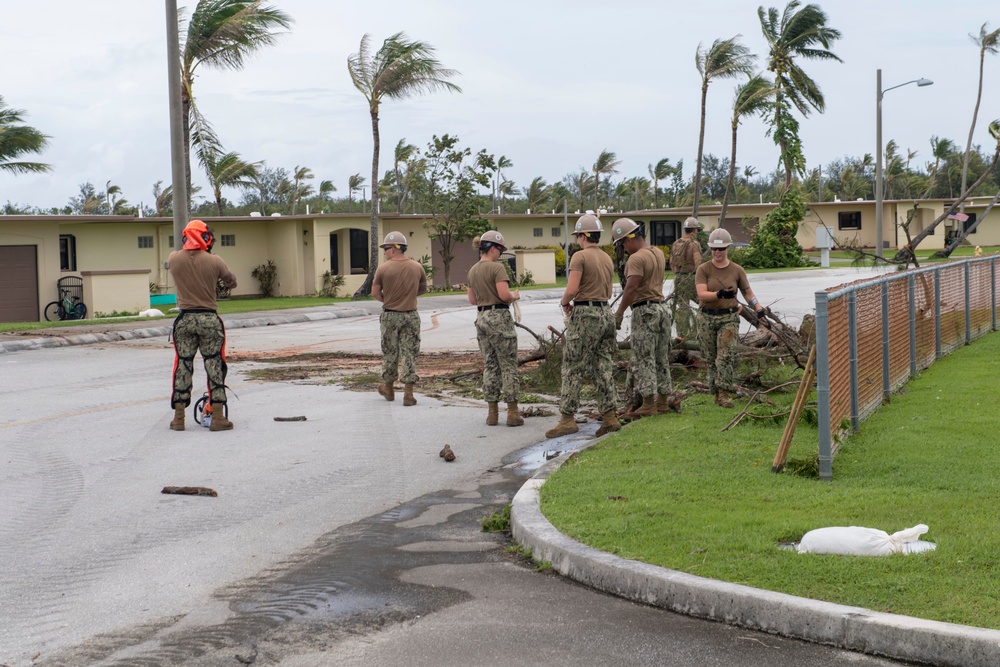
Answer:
[
  {"left": 669, "top": 216, "right": 702, "bottom": 339},
  {"left": 546, "top": 214, "right": 621, "bottom": 439},
  {"left": 373, "top": 231, "right": 428, "bottom": 407},
  {"left": 611, "top": 218, "right": 677, "bottom": 418},
  {"left": 168, "top": 219, "right": 238, "bottom": 431},
  {"left": 696, "top": 228, "right": 769, "bottom": 408},
  {"left": 466, "top": 230, "right": 524, "bottom": 427}
]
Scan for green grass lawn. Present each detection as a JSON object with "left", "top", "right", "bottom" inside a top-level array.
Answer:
[{"left": 540, "top": 331, "right": 1000, "bottom": 629}]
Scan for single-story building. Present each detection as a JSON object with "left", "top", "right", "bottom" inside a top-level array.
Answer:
[{"left": 2, "top": 195, "right": 998, "bottom": 322}]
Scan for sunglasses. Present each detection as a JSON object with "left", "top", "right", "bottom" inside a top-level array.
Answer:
[{"left": 711, "top": 247, "right": 728, "bottom": 252}]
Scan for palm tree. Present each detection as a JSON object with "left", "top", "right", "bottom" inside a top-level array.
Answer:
[
  {"left": 348, "top": 32, "right": 461, "bottom": 297},
  {"left": 0, "top": 95, "right": 51, "bottom": 175},
  {"left": 523, "top": 177, "right": 552, "bottom": 214},
  {"left": 960, "top": 23, "right": 1000, "bottom": 210},
  {"left": 393, "top": 139, "right": 418, "bottom": 213},
  {"left": 925, "top": 136, "right": 957, "bottom": 197},
  {"left": 648, "top": 158, "right": 673, "bottom": 208},
  {"left": 719, "top": 74, "right": 773, "bottom": 225},
  {"left": 693, "top": 36, "right": 756, "bottom": 214},
  {"left": 152, "top": 181, "right": 173, "bottom": 216},
  {"left": 199, "top": 146, "right": 260, "bottom": 215},
  {"left": 563, "top": 170, "right": 594, "bottom": 213},
  {"left": 348, "top": 173, "right": 366, "bottom": 204},
  {"left": 592, "top": 149, "right": 621, "bottom": 210},
  {"left": 758, "top": 1, "right": 842, "bottom": 188},
  {"left": 179, "top": 1, "right": 291, "bottom": 204},
  {"left": 319, "top": 179, "right": 337, "bottom": 201}
]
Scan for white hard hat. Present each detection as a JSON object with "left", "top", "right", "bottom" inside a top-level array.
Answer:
[
  {"left": 684, "top": 217, "right": 700, "bottom": 230},
  {"left": 707, "top": 228, "right": 733, "bottom": 248}
]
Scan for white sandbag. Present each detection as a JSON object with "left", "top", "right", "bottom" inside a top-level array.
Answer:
[
  {"left": 139, "top": 308, "right": 164, "bottom": 318},
  {"left": 797, "top": 524, "right": 933, "bottom": 556}
]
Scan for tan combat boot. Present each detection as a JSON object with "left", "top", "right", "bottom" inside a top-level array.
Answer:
[
  {"left": 715, "top": 390, "right": 734, "bottom": 409},
  {"left": 545, "top": 413, "right": 578, "bottom": 439},
  {"left": 506, "top": 402, "right": 524, "bottom": 427},
  {"left": 403, "top": 383, "right": 416, "bottom": 406},
  {"left": 209, "top": 406, "right": 234, "bottom": 431},
  {"left": 377, "top": 382, "right": 395, "bottom": 401},
  {"left": 595, "top": 410, "right": 621, "bottom": 436},
  {"left": 656, "top": 393, "right": 682, "bottom": 414},
  {"left": 486, "top": 402, "right": 499, "bottom": 426},
  {"left": 633, "top": 395, "right": 658, "bottom": 418},
  {"left": 170, "top": 403, "right": 185, "bottom": 431}
]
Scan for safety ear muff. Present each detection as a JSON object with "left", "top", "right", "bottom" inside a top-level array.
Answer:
[{"left": 202, "top": 225, "right": 215, "bottom": 251}]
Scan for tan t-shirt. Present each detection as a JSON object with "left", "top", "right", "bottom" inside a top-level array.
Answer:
[
  {"left": 569, "top": 246, "right": 613, "bottom": 302},
  {"left": 373, "top": 257, "right": 427, "bottom": 311},
  {"left": 625, "top": 246, "right": 665, "bottom": 304},
  {"left": 696, "top": 260, "right": 750, "bottom": 309},
  {"left": 168, "top": 249, "right": 232, "bottom": 310},
  {"left": 467, "top": 260, "right": 508, "bottom": 307}
]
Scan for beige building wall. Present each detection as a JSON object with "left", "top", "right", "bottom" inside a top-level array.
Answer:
[
  {"left": 0, "top": 218, "right": 60, "bottom": 314},
  {"left": 515, "top": 249, "right": 557, "bottom": 285},
  {"left": 82, "top": 269, "right": 151, "bottom": 315}
]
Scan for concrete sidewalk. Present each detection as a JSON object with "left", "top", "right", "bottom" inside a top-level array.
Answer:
[{"left": 511, "top": 453, "right": 1000, "bottom": 667}]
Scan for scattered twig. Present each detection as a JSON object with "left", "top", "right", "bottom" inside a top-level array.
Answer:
[{"left": 273, "top": 415, "right": 307, "bottom": 421}]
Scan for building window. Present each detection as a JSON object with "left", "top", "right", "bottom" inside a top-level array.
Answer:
[
  {"left": 649, "top": 220, "right": 680, "bottom": 247},
  {"left": 963, "top": 213, "right": 978, "bottom": 234},
  {"left": 552, "top": 227, "right": 561, "bottom": 237},
  {"left": 838, "top": 211, "right": 861, "bottom": 230},
  {"left": 221, "top": 234, "right": 236, "bottom": 246},
  {"left": 533, "top": 228, "right": 543, "bottom": 237},
  {"left": 59, "top": 234, "right": 77, "bottom": 271},
  {"left": 138, "top": 236, "right": 154, "bottom": 248}
]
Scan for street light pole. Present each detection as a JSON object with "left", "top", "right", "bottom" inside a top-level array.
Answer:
[{"left": 875, "top": 69, "right": 933, "bottom": 258}]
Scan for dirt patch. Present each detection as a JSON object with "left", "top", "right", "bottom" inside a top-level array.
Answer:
[{"left": 234, "top": 350, "right": 489, "bottom": 393}]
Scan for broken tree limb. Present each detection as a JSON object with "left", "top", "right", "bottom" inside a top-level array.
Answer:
[
  {"left": 162, "top": 486, "right": 218, "bottom": 497},
  {"left": 773, "top": 344, "right": 817, "bottom": 472}
]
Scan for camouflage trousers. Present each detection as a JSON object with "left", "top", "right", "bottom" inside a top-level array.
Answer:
[
  {"left": 629, "top": 301, "right": 673, "bottom": 397},
  {"left": 171, "top": 312, "right": 228, "bottom": 407},
  {"left": 475, "top": 308, "right": 519, "bottom": 403},
  {"left": 672, "top": 273, "right": 698, "bottom": 338},
  {"left": 697, "top": 310, "right": 740, "bottom": 394},
  {"left": 380, "top": 310, "right": 421, "bottom": 384},
  {"left": 560, "top": 305, "right": 619, "bottom": 415}
]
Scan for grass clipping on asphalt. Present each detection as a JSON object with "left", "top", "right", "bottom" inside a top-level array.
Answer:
[{"left": 540, "top": 331, "right": 1000, "bottom": 630}]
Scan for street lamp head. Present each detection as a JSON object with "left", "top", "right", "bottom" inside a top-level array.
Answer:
[{"left": 917, "top": 78, "right": 933, "bottom": 87}]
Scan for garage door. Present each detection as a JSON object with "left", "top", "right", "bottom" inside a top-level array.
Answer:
[{"left": 0, "top": 246, "right": 39, "bottom": 322}]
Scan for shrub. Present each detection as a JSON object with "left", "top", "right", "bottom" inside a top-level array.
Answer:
[
  {"left": 319, "top": 271, "right": 345, "bottom": 297},
  {"left": 251, "top": 260, "right": 279, "bottom": 297},
  {"left": 739, "top": 189, "right": 808, "bottom": 269}
]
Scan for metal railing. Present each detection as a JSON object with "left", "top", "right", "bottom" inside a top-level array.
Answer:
[{"left": 815, "top": 256, "right": 999, "bottom": 480}]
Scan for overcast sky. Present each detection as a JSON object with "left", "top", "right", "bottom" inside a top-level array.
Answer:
[{"left": 2, "top": 0, "right": 998, "bottom": 211}]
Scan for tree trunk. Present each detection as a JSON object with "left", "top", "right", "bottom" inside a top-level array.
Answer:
[
  {"left": 934, "top": 188, "right": 1000, "bottom": 258},
  {"left": 181, "top": 91, "right": 192, "bottom": 213},
  {"left": 893, "top": 147, "right": 999, "bottom": 262},
  {"left": 960, "top": 50, "right": 987, "bottom": 212},
  {"left": 719, "top": 120, "right": 739, "bottom": 227},
  {"left": 692, "top": 83, "right": 708, "bottom": 215},
  {"left": 354, "top": 105, "right": 381, "bottom": 299}
]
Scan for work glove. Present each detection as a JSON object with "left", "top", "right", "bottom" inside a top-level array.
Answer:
[
  {"left": 716, "top": 288, "right": 738, "bottom": 299},
  {"left": 756, "top": 308, "right": 770, "bottom": 327}
]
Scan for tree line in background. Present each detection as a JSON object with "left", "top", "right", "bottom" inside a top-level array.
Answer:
[{"left": 2, "top": 1, "right": 999, "bottom": 286}]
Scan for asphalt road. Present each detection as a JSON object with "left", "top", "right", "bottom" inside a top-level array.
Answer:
[{"left": 0, "top": 265, "right": 912, "bottom": 666}]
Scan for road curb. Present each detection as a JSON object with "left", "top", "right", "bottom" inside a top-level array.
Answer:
[
  {"left": 511, "top": 452, "right": 1000, "bottom": 667},
  {"left": 0, "top": 307, "right": 370, "bottom": 355}
]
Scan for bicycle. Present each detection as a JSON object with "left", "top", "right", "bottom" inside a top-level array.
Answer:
[{"left": 43, "top": 289, "right": 88, "bottom": 321}]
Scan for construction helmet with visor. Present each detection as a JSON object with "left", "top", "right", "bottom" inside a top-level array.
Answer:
[
  {"left": 574, "top": 214, "right": 602, "bottom": 234},
  {"left": 707, "top": 228, "right": 733, "bottom": 248},
  {"left": 379, "top": 231, "right": 407, "bottom": 249},
  {"left": 611, "top": 218, "right": 641, "bottom": 245}
]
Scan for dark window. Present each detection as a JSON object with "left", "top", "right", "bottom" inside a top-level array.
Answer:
[
  {"left": 220, "top": 234, "right": 236, "bottom": 246},
  {"left": 838, "top": 211, "right": 861, "bottom": 230},
  {"left": 963, "top": 213, "right": 978, "bottom": 234},
  {"left": 59, "top": 234, "right": 77, "bottom": 271},
  {"left": 138, "top": 236, "right": 154, "bottom": 249},
  {"left": 533, "top": 228, "right": 543, "bottom": 237},
  {"left": 551, "top": 227, "right": 561, "bottom": 237},
  {"left": 329, "top": 234, "right": 339, "bottom": 274},
  {"left": 649, "top": 220, "right": 680, "bottom": 247},
  {"left": 349, "top": 229, "right": 368, "bottom": 274},
  {"left": 168, "top": 235, "right": 174, "bottom": 248}
]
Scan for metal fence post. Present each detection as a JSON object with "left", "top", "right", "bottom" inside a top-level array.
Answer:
[
  {"left": 848, "top": 291, "right": 860, "bottom": 430},
  {"left": 934, "top": 268, "right": 942, "bottom": 359},
  {"left": 815, "top": 291, "right": 833, "bottom": 481},
  {"left": 964, "top": 262, "right": 972, "bottom": 345},
  {"left": 880, "top": 282, "right": 890, "bottom": 402},
  {"left": 908, "top": 273, "right": 917, "bottom": 378},
  {"left": 993, "top": 258, "right": 997, "bottom": 332}
]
